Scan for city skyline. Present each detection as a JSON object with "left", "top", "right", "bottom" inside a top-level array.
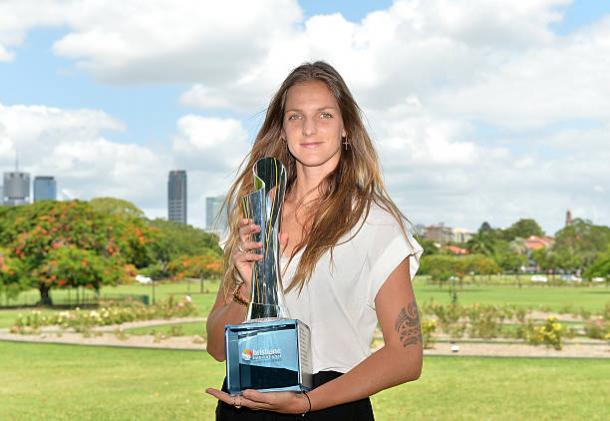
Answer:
[{"left": 1, "top": 1, "right": 610, "bottom": 233}]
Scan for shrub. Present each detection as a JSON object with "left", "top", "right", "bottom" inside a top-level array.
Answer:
[
  {"left": 10, "top": 296, "right": 196, "bottom": 334},
  {"left": 584, "top": 318, "right": 609, "bottom": 340},
  {"left": 526, "top": 317, "right": 565, "bottom": 350},
  {"left": 421, "top": 319, "right": 437, "bottom": 349}
]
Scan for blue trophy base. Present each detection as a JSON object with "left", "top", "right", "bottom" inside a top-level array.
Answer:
[{"left": 224, "top": 318, "right": 312, "bottom": 395}]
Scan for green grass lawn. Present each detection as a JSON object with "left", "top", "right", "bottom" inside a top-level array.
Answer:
[
  {"left": 413, "top": 282, "right": 610, "bottom": 313},
  {"left": 0, "top": 342, "right": 608, "bottom": 420},
  {"left": 1, "top": 278, "right": 609, "bottom": 330}
]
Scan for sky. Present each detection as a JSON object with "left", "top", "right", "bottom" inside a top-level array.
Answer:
[{"left": 1, "top": 0, "right": 609, "bottom": 235}]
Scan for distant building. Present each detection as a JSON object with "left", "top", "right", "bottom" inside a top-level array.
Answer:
[
  {"left": 3, "top": 171, "right": 30, "bottom": 205},
  {"left": 206, "top": 195, "right": 228, "bottom": 236},
  {"left": 424, "top": 223, "right": 453, "bottom": 244},
  {"left": 565, "top": 209, "right": 573, "bottom": 226},
  {"left": 423, "top": 223, "right": 474, "bottom": 245},
  {"left": 525, "top": 235, "right": 554, "bottom": 251},
  {"left": 444, "top": 245, "right": 469, "bottom": 255},
  {"left": 451, "top": 227, "right": 474, "bottom": 244},
  {"left": 168, "top": 170, "right": 187, "bottom": 224},
  {"left": 33, "top": 176, "right": 57, "bottom": 201}
]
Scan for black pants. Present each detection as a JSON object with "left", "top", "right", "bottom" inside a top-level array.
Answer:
[{"left": 215, "top": 371, "right": 375, "bottom": 420}]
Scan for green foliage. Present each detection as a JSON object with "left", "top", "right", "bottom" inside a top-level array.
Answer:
[
  {"left": 146, "top": 218, "right": 222, "bottom": 266},
  {"left": 584, "top": 250, "right": 610, "bottom": 279},
  {"left": 0, "top": 200, "right": 152, "bottom": 302},
  {"left": 416, "top": 237, "right": 439, "bottom": 255},
  {"left": 420, "top": 254, "right": 501, "bottom": 282},
  {"left": 89, "top": 197, "right": 146, "bottom": 219},
  {"left": 0, "top": 249, "right": 27, "bottom": 299},
  {"left": 583, "top": 318, "right": 610, "bottom": 340},
  {"left": 167, "top": 254, "right": 223, "bottom": 281},
  {"left": 420, "top": 319, "right": 436, "bottom": 349},
  {"left": 551, "top": 218, "right": 610, "bottom": 272},
  {"left": 501, "top": 218, "right": 544, "bottom": 241},
  {"left": 33, "top": 246, "right": 135, "bottom": 291},
  {"left": 494, "top": 239, "right": 527, "bottom": 272},
  {"left": 525, "top": 316, "right": 566, "bottom": 350}
]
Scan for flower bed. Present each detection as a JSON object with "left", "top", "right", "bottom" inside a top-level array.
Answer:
[
  {"left": 10, "top": 296, "right": 196, "bottom": 334},
  {"left": 418, "top": 301, "right": 610, "bottom": 350}
]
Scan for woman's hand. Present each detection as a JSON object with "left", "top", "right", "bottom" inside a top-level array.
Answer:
[
  {"left": 233, "top": 218, "right": 264, "bottom": 295},
  {"left": 206, "top": 388, "right": 310, "bottom": 414}
]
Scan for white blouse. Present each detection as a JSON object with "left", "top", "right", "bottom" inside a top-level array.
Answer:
[{"left": 280, "top": 203, "right": 423, "bottom": 374}]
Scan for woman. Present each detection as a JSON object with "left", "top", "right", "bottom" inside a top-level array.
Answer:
[{"left": 206, "top": 61, "right": 424, "bottom": 420}]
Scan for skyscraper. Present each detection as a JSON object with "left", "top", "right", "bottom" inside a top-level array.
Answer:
[
  {"left": 3, "top": 171, "right": 30, "bottom": 205},
  {"left": 206, "top": 195, "right": 228, "bottom": 236},
  {"left": 34, "top": 176, "right": 57, "bottom": 201},
  {"left": 168, "top": 170, "right": 187, "bottom": 224}
]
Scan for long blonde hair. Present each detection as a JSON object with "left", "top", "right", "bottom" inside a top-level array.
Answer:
[{"left": 222, "top": 61, "right": 408, "bottom": 295}]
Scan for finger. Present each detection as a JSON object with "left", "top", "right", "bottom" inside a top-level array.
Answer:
[
  {"left": 235, "top": 252, "right": 264, "bottom": 263},
  {"left": 238, "top": 396, "right": 274, "bottom": 410},
  {"left": 239, "top": 224, "right": 261, "bottom": 243},
  {"left": 279, "top": 232, "right": 289, "bottom": 250},
  {"left": 242, "top": 389, "right": 273, "bottom": 404},
  {"left": 240, "top": 241, "right": 263, "bottom": 252},
  {"left": 205, "top": 388, "right": 232, "bottom": 404},
  {"left": 205, "top": 389, "right": 272, "bottom": 411}
]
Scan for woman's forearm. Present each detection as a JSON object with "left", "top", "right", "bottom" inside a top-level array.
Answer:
[
  {"left": 308, "top": 344, "right": 422, "bottom": 411},
  {"left": 206, "top": 295, "right": 249, "bottom": 361}
]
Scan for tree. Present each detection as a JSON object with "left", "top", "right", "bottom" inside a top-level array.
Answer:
[
  {"left": 34, "top": 246, "right": 136, "bottom": 292},
  {"left": 168, "top": 253, "right": 223, "bottom": 293},
  {"left": 145, "top": 219, "right": 222, "bottom": 277},
  {"left": 501, "top": 218, "right": 544, "bottom": 241},
  {"left": 0, "top": 249, "right": 27, "bottom": 300},
  {"left": 89, "top": 197, "right": 146, "bottom": 219},
  {"left": 552, "top": 218, "right": 610, "bottom": 273},
  {"left": 0, "top": 200, "right": 149, "bottom": 304},
  {"left": 584, "top": 250, "right": 610, "bottom": 281},
  {"left": 494, "top": 240, "right": 527, "bottom": 272}
]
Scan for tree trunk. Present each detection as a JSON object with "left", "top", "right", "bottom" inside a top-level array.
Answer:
[
  {"left": 200, "top": 276, "right": 205, "bottom": 294},
  {"left": 38, "top": 283, "right": 53, "bottom": 306}
]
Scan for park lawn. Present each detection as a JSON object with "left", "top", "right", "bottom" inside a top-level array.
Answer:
[
  {"left": 413, "top": 282, "right": 610, "bottom": 313},
  {"left": 1, "top": 279, "right": 608, "bottom": 330},
  {"left": 1, "top": 342, "right": 609, "bottom": 420}
]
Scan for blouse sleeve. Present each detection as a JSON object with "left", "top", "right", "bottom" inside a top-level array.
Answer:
[{"left": 366, "top": 219, "right": 424, "bottom": 308}]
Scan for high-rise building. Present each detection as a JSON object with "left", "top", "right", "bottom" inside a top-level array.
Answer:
[
  {"left": 3, "top": 171, "right": 30, "bottom": 205},
  {"left": 33, "top": 176, "right": 57, "bottom": 201},
  {"left": 206, "top": 195, "right": 228, "bottom": 235},
  {"left": 168, "top": 170, "right": 187, "bottom": 224}
]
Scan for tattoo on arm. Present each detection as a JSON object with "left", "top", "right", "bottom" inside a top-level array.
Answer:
[{"left": 394, "top": 302, "right": 422, "bottom": 347}]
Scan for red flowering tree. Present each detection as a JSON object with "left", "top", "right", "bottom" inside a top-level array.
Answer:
[
  {"left": 0, "top": 200, "right": 151, "bottom": 305},
  {"left": 168, "top": 253, "right": 223, "bottom": 293},
  {"left": 33, "top": 246, "right": 136, "bottom": 292},
  {"left": 0, "top": 249, "right": 27, "bottom": 300}
]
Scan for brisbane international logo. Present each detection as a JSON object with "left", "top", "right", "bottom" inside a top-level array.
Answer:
[{"left": 242, "top": 349, "right": 253, "bottom": 361}]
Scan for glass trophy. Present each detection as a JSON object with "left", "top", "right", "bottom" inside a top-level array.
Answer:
[{"left": 224, "top": 157, "right": 312, "bottom": 394}]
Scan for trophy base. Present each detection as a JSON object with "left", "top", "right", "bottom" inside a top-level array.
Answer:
[{"left": 224, "top": 318, "right": 312, "bottom": 395}]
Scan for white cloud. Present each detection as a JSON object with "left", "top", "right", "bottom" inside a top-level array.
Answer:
[
  {"left": 0, "top": 102, "right": 166, "bottom": 209},
  {"left": 0, "top": 44, "right": 14, "bottom": 61},
  {"left": 172, "top": 115, "right": 250, "bottom": 172},
  {"left": 3, "top": 0, "right": 610, "bottom": 233}
]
